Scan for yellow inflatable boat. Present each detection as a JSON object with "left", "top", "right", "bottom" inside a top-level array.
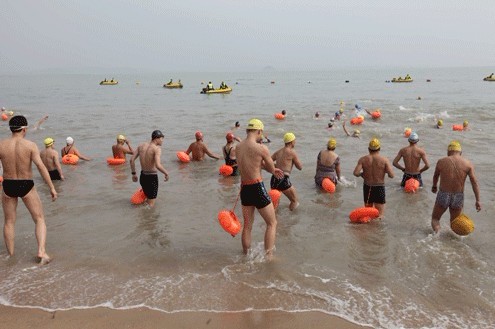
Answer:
[
  {"left": 391, "top": 77, "right": 413, "bottom": 83},
  {"left": 163, "top": 82, "right": 183, "bottom": 89},
  {"left": 100, "top": 80, "right": 118, "bottom": 85},
  {"left": 483, "top": 76, "right": 495, "bottom": 81},
  {"left": 200, "top": 87, "right": 232, "bottom": 94}
]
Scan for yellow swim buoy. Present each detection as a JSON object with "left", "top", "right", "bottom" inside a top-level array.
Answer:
[{"left": 451, "top": 213, "right": 474, "bottom": 236}]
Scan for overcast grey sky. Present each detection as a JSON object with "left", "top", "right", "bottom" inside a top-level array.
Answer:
[{"left": 1, "top": 0, "right": 494, "bottom": 72}]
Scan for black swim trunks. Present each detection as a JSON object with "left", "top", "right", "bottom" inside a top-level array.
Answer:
[
  {"left": 241, "top": 180, "right": 271, "bottom": 209},
  {"left": 400, "top": 172, "right": 423, "bottom": 187},
  {"left": 270, "top": 174, "right": 292, "bottom": 191},
  {"left": 2, "top": 179, "right": 35, "bottom": 198},
  {"left": 139, "top": 171, "right": 159, "bottom": 199},
  {"left": 49, "top": 169, "right": 62, "bottom": 181},
  {"left": 363, "top": 183, "right": 386, "bottom": 204}
]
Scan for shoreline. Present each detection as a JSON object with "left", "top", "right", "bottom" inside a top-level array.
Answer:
[{"left": 0, "top": 305, "right": 372, "bottom": 329}]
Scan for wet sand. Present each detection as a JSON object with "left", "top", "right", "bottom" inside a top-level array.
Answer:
[{"left": 0, "top": 305, "right": 372, "bottom": 329}]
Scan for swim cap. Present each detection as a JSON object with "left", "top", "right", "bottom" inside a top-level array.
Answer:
[
  {"left": 353, "top": 129, "right": 360, "bottom": 135},
  {"left": 437, "top": 119, "right": 443, "bottom": 126},
  {"left": 283, "top": 132, "right": 296, "bottom": 144},
  {"left": 463, "top": 120, "right": 469, "bottom": 127},
  {"left": 281, "top": 110, "right": 286, "bottom": 115},
  {"left": 195, "top": 131, "right": 203, "bottom": 140},
  {"left": 235, "top": 121, "right": 240, "bottom": 127},
  {"left": 151, "top": 130, "right": 164, "bottom": 140},
  {"left": 117, "top": 134, "right": 126, "bottom": 141},
  {"left": 226, "top": 132, "right": 234, "bottom": 142},
  {"left": 450, "top": 213, "right": 474, "bottom": 236},
  {"left": 66, "top": 136, "right": 74, "bottom": 145},
  {"left": 327, "top": 138, "right": 337, "bottom": 149},
  {"left": 339, "top": 108, "right": 344, "bottom": 114},
  {"left": 448, "top": 140, "right": 461, "bottom": 152},
  {"left": 247, "top": 118, "right": 264, "bottom": 130},
  {"left": 369, "top": 138, "right": 381, "bottom": 151},
  {"left": 9, "top": 115, "right": 28, "bottom": 132},
  {"left": 408, "top": 132, "right": 419, "bottom": 143},
  {"left": 44, "top": 137, "right": 54, "bottom": 147},
  {"left": 1, "top": 107, "right": 5, "bottom": 110}
]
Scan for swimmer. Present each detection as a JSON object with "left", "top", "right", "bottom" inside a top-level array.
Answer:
[
  {"left": 185, "top": 131, "right": 220, "bottom": 161},
  {"left": 436, "top": 119, "right": 443, "bottom": 129},
  {"left": 314, "top": 111, "right": 320, "bottom": 119},
  {"left": 342, "top": 121, "right": 360, "bottom": 138},
  {"left": 112, "top": 134, "right": 133, "bottom": 160},
  {"left": 270, "top": 133, "right": 302, "bottom": 211},
  {"left": 232, "top": 121, "right": 241, "bottom": 131},
  {"left": 462, "top": 120, "right": 469, "bottom": 131},
  {"left": 32, "top": 115, "right": 49, "bottom": 131},
  {"left": 281, "top": 110, "right": 286, "bottom": 116},
  {"left": 431, "top": 141, "right": 481, "bottom": 233},
  {"left": 392, "top": 132, "right": 430, "bottom": 188},
  {"left": 40, "top": 138, "right": 64, "bottom": 181},
  {"left": 61, "top": 137, "right": 91, "bottom": 161},
  {"left": 223, "top": 132, "right": 241, "bottom": 176},
  {"left": 314, "top": 138, "right": 341, "bottom": 188},
  {"left": 0, "top": 116, "right": 57, "bottom": 264},
  {"left": 236, "top": 119, "right": 284, "bottom": 257}
]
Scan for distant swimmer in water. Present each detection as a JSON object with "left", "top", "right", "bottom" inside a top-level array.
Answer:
[
  {"left": 235, "top": 119, "right": 284, "bottom": 258},
  {"left": 61, "top": 137, "right": 91, "bottom": 161},
  {"left": 270, "top": 133, "right": 303, "bottom": 211},
  {"left": 314, "top": 111, "right": 320, "bottom": 119},
  {"left": 0, "top": 116, "right": 57, "bottom": 264},
  {"left": 185, "top": 131, "right": 220, "bottom": 161},
  {"left": 392, "top": 132, "right": 430, "bottom": 188},
  {"left": 436, "top": 119, "right": 443, "bottom": 129},
  {"left": 232, "top": 121, "right": 241, "bottom": 131},
  {"left": 40, "top": 137, "right": 64, "bottom": 181},
  {"left": 32, "top": 115, "right": 49, "bottom": 131},
  {"left": 130, "top": 130, "right": 169, "bottom": 208},
  {"left": 431, "top": 141, "right": 481, "bottom": 234},
  {"left": 342, "top": 121, "right": 360, "bottom": 138},
  {"left": 112, "top": 134, "right": 134, "bottom": 160},
  {"left": 353, "top": 138, "right": 394, "bottom": 218}
]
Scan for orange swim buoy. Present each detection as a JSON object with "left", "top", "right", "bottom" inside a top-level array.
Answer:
[
  {"left": 349, "top": 207, "right": 380, "bottom": 223},
  {"left": 218, "top": 210, "right": 242, "bottom": 237},
  {"left": 130, "top": 188, "right": 147, "bottom": 205},
  {"left": 106, "top": 157, "right": 126, "bottom": 165},
  {"left": 1, "top": 113, "right": 8, "bottom": 121},
  {"left": 371, "top": 111, "right": 381, "bottom": 119},
  {"left": 62, "top": 154, "right": 79, "bottom": 165},
  {"left": 269, "top": 189, "right": 282, "bottom": 209},
  {"left": 219, "top": 164, "right": 234, "bottom": 176},
  {"left": 350, "top": 116, "right": 364, "bottom": 125},
  {"left": 176, "top": 151, "right": 190, "bottom": 163},
  {"left": 404, "top": 178, "right": 420, "bottom": 193},
  {"left": 274, "top": 113, "right": 285, "bottom": 120},
  {"left": 452, "top": 124, "right": 463, "bottom": 131},
  {"left": 322, "top": 178, "right": 336, "bottom": 193}
]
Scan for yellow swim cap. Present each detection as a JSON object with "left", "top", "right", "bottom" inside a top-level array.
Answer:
[
  {"left": 44, "top": 137, "right": 54, "bottom": 147},
  {"left": 437, "top": 119, "right": 443, "bottom": 126},
  {"left": 283, "top": 132, "right": 296, "bottom": 144},
  {"left": 353, "top": 129, "right": 360, "bottom": 135},
  {"left": 247, "top": 118, "right": 264, "bottom": 130},
  {"left": 117, "top": 134, "right": 126, "bottom": 141},
  {"left": 450, "top": 213, "right": 474, "bottom": 236},
  {"left": 448, "top": 140, "right": 462, "bottom": 152},
  {"left": 327, "top": 138, "right": 337, "bottom": 149},
  {"left": 369, "top": 138, "right": 381, "bottom": 151},
  {"left": 463, "top": 120, "right": 469, "bottom": 127}
]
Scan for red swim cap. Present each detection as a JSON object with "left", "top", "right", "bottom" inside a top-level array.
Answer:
[
  {"left": 226, "top": 132, "right": 234, "bottom": 142},
  {"left": 195, "top": 131, "right": 203, "bottom": 140}
]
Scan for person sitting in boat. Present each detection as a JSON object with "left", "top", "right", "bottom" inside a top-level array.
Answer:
[
  {"left": 219, "top": 81, "right": 227, "bottom": 89},
  {"left": 207, "top": 81, "right": 214, "bottom": 90},
  {"left": 489, "top": 73, "right": 494, "bottom": 79},
  {"left": 168, "top": 79, "right": 173, "bottom": 85},
  {"left": 405, "top": 74, "right": 411, "bottom": 80},
  {"left": 110, "top": 78, "right": 115, "bottom": 82},
  {"left": 104, "top": 78, "right": 107, "bottom": 82},
  {"left": 178, "top": 79, "right": 182, "bottom": 85}
]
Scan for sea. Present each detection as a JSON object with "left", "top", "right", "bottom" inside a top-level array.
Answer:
[{"left": 1, "top": 67, "right": 494, "bottom": 329}]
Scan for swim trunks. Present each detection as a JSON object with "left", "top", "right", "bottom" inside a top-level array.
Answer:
[
  {"left": 2, "top": 179, "right": 35, "bottom": 198},
  {"left": 435, "top": 190, "right": 464, "bottom": 209},
  {"left": 400, "top": 172, "right": 423, "bottom": 187},
  {"left": 139, "top": 171, "right": 158, "bottom": 199},
  {"left": 363, "top": 183, "right": 386, "bottom": 204},
  {"left": 49, "top": 169, "right": 62, "bottom": 181},
  {"left": 241, "top": 180, "right": 271, "bottom": 209},
  {"left": 270, "top": 174, "right": 292, "bottom": 191}
]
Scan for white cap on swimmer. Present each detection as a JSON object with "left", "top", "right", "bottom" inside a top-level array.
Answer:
[{"left": 66, "top": 136, "right": 74, "bottom": 145}]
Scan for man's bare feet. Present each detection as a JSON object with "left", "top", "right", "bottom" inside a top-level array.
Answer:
[{"left": 37, "top": 254, "right": 52, "bottom": 265}]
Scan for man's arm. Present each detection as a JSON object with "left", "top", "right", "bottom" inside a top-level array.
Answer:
[
  {"left": 124, "top": 140, "right": 134, "bottom": 155},
  {"left": 130, "top": 145, "right": 140, "bottom": 182},
  {"left": 385, "top": 159, "right": 395, "bottom": 178},
  {"left": 343, "top": 121, "right": 350, "bottom": 136},
  {"left": 292, "top": 151, "right": 302, "bottom": 171},
  {"left": 154, "top": 147, "right": 169, "bottom": 181},
  {"left": 419, "top": 151, "right": 430, "bottom": 173},
  {"left": 74, "top": 148, "right": 91, "bottom": 161},
  {"left": 353, "top": 159, "right": 363, "bottom": 177},
  {"left": 53, "top": 153, "right": 64, "bottom": 180},
  {"left": 431, "top": 162, "right": 440, "bottom": 193},
  {"left": 261, "top": 145, "right": 283, "bottom": 178},
  {"left": 467, "top": 164, "right": 481, "bottom": 212},
  {"left": 204, "top": 145, "right": 220, "bottom": 160},
  {"left": 392, "top": 150, "right": 404, "bottom": 171}
]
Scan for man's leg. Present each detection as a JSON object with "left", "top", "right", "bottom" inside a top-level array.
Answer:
[
  {"left": 22, "top": 188, "right": 50, "bottom": 263},
  {"left": 241, "top": 205, "right": 255, "bottom": 254},
  {"left": 2, "top": 193, "right": 18, "bottom": 256},
  {"left": 431, "top": 203, "right": 448, "bottom": 234},
  {"left": 258, "top": 203, "right": 277, "bottom": 256},
  {"left": 282, "top": 187, "right": 299, "bottom": 211}
]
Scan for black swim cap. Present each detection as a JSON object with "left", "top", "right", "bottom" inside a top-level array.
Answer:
[
  {"left": 151, "top": 130, "right": 164, "bottom": 140},
  {"left": 9, "top": 115, "right": 28, "bottom": 132}
]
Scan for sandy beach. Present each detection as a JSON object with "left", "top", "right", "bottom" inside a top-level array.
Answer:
[{"left": 0, "top": 305, "right": 371, "bottom": 329}]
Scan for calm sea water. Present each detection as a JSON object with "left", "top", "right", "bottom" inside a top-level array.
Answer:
[{"left": 1, "top": 68, "right": 494, "bottom": 328}]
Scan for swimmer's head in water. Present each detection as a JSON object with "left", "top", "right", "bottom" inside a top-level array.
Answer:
[
  {"left": 463, "top": 120, "right": 469, "bottom": 127},
  {"left": 448, "top": 140, "right": 462, "bottom": 152},
  {"left": 235, "top": 121, "right": 240, "bottom": 127},
  {"left": 328, "top": 122, "right": 334, "bottom": 128},
  {"left": 247, "top": 118, "right": 264, "bottom": 131},
  {"left": 281, "top": 110, "right": 286, "bottom": 115},
  {"left": 195, "top": 131, "right": 203, "bottom": 140},
  {"left": 353, "top": 129, "right": 360, "bottom": 136},
  {"left": 44, "top": 137, "right": 54, "bottom": 147},
  {"left": 369, "top": 138, "right": 381, "bottom": 151},
  {"left": 9, "top": 115, "right": 28, "bottom": 132},
  {"left": 283, "top": 132, "right": 296, "bottom": 144},
  {"left": 437, "top": 119, "right": 443, "bottom": 127},
  {"left": 327, "top": 138, "right": 337, "bottom": 150},
  {"left": 151, "top": 130, "right": 164, "bottom": 140},
  {"left": 226, "top": 132, "right": 234, "bottom": 142},
  {"left": 408, "top": 132, "right": 419, "bottom": 143},
  {"left": 117, "top": 134, "right": 126, "bottom": 142},
  {"left": 339, "top": 108, "right": 344, "bottom": 114},
  {"left": 66, "top": 136, "right": 74, "bottom": 145}
]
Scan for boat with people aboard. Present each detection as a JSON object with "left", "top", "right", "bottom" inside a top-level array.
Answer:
[
  {"left": 100, "top": 78, "right": 118, "bottom": 85},
  {"left": 163, "top": 79, "right": 183, "bottom": 88},
  {"left": 391, "top": 74, "right": 413, "bottom": 83},
  {"left": 483, "top": 73, "right": 495, "bottom": 81},
  {"left": 200, "top": 81, "right": 232, "bottom": 94}
]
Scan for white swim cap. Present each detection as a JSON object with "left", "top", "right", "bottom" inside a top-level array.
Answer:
[{"left": 66, "top": 136, "right": 74, "bottom": 145}]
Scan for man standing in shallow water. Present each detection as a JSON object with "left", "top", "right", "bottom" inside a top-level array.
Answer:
[
  {"left": 236, "top": 119, "right": 284, "bottom": 257},
  {"left": 431, "top": 141, "right": 481, "bottom": 233},
  {"left": 392, "top": 132, "right": 430, "bottom": 188},
  {"left": 0, "top": 115, "right": 57, "bottom": 264},
  {"left": 130, "top": 130, "right": 169, "bottom": 208},
  {"left": 353, "top": 138, "right": 394, "bottom": 217},
  {"left": 185, "top": 131, "right": 220, "bottom": 161}
]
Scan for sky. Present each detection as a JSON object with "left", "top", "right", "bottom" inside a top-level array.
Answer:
[{"left": 1, "top": 0, "right": 494, "bottom": 73}]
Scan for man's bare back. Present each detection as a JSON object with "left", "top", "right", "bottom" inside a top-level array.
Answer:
[
  {"left": 355, "top": 153, "right": 394, "bottom": 185},
  {"left": 272, "top": 147, "right": 301, "bottom": 174},
  {"left": 393, "top": 144, "right": 429, "bottom": 174}
]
